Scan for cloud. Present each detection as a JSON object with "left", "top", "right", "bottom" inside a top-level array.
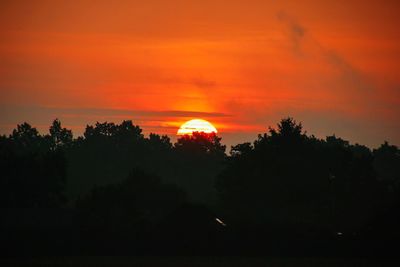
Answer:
[
  {"left": 0, "top": 105, "right": 230, "bottom": 123},
  {"left": 191, "top": 77, "right": 217, "bottom": 89},
  {"left": 160, "top": 76, "right": 217, "bottom": 89},
  {"left": 277, "top": 11, "right": 374, "bottom": 93},
  {"left": 277, "top": 11, "right": 306, "bottom": 54},
  {"left": 323, "top": 50, "right": 374, "bottom": 93}
]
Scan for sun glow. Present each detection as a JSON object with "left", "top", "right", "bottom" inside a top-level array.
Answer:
[{"left": 177, "top": 119, "right": 218, "bottom": 135}]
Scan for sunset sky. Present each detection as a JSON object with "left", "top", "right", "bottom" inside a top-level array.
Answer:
[{"left": 1, "top": 0, "right": 399, "bottom": 148}]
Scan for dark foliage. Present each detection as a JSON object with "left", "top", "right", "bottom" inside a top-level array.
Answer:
[{"left": 1, "top": 117, "right": 399, "bottom": 258}]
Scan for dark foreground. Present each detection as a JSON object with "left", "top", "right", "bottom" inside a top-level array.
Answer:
[
  {"left": 1, "top": 257, "right": 400, "bottom": 267},
  {"left": 2, "top": 119, "right": 400, "bottom": 266}
]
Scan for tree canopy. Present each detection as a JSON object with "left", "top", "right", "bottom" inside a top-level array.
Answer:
[{"left": 1, "top": 117, "right": 399, "bottom": 257}]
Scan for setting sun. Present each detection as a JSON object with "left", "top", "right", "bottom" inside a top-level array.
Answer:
[{"left": 177, "top": 119, "right": 217, "bottom": 135}]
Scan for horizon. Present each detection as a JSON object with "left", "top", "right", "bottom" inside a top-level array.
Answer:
[{"left": 1, "top": 116, "right": 393, "bottom": 151}]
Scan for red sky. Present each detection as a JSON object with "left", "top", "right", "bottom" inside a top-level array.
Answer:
[{"left": 1, "top": 0, "right": 399, "bottom": 148}]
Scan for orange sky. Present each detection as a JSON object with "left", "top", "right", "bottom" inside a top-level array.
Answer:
[{"left": 1, "top": 0, "right": 399, "bottom": 147}]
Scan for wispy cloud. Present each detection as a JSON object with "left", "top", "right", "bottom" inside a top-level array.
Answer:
[
  {"left": 191, "top": 77, "right": 217, "bottom": 89},
  {"left": 0, "top": 105, "right": 230, "bottom": 122},
  {"left": 277, "top": 11, "right": 374, "bottom": 93},
  {"left": 277, "top": 11, "right": 306, "bottom": 54}
]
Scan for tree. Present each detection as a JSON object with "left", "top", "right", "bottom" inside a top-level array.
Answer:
[
  {"left": 172, "top": 132, "right": 226, "bottom": 205},
  {"left": 66, "top": 120, "right": 147, "bottom": 199},
  {"left": 254, "top": 117, "right": 306, "bottom": 150},
  {"left": 10, "top": 122, "right": 43, "bottom": 152},
  {"left": 76, "top": 169, "right": 186, "bottom": 250},
  {"left": 373, "top": 142, "right": 400, "bottom": 184},
  {"left": 147, "top": 133, "right": 172, "bottom": 151},
  {"left": 217, "top": 118, "right": 330, "bottom": 231},
  {"left": 230, "top": 142, "right": 253, "bottom": 158},
  {"left": 48, "top": 119, "right": 73, "bottom": 150},
  {"left": 1, "top": 123, "right": 67, "bottom": 209},
  {"left": 174, "top": 132, "right": 226, "bottom": 159}
]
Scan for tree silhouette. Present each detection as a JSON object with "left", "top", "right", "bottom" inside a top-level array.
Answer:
[
  {"left": 147, "top": 133, "right": 173, "bottom": 151},
  {"left": 173, "top": 132, "right": 226, "bottom": 205},
  {"left": 66, "top": 120, "right": 148, "bottom": 199},
  {"left": 373, "top": 142, "right": 400, "bottom": 185},
  {"left": 1, "top": 122, "right": 67, "bottom": 209},
  {"left": 1, "top": 117, "right": 399, "bottom": 257},
  {"left": 216, "top": 117, "right": 382, "bottom": 237},
  {"left": 76, "top": 169, "right": 186, "bottom": 252},
  {"left": 48, "top": 118, "right": 73, "bottom": 150},
  {"left": 10, "top": 122, "right": 44, "bottom": 153},
  {"left": 174, "top": 132, "right": 226, "bottom": 158}
]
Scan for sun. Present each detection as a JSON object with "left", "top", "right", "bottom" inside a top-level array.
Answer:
[{"left": 177, "top": 119, "right": 218, "bottom": 135}]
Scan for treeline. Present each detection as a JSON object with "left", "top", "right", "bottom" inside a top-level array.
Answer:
[{"left": 1, "top": 118, "right": 399, "bottom": 257}]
